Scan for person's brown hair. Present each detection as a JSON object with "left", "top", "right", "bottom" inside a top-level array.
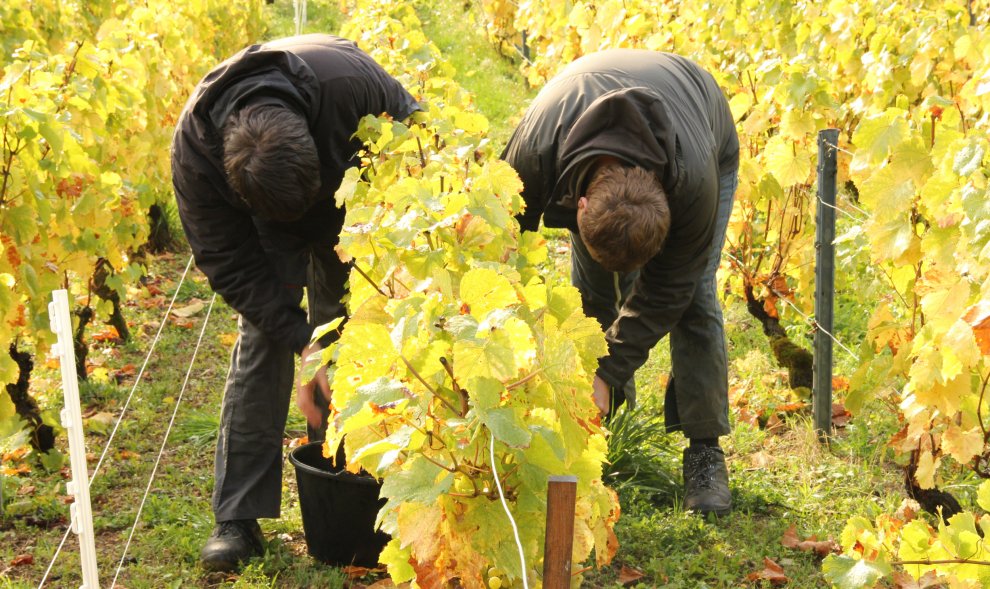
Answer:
[
  {"left": 578, "top": 164, "right": 670, "bottom": 272},
  {"left": 223, "top": 104, "right": 320, "bottom": 221}
]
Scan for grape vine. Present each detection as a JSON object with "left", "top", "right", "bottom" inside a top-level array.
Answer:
[
  {"left": 0, "top": 1, "right": 263, "bottom": 452},
  {"left": 318, "top": 1, "right": 621, "bottom": 586},
  {"left": 477, "top": 0, "right": 990, "bottom": 586}
]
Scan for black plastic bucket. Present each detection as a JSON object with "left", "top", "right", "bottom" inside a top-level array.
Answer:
[{"left": 288, "top": 441, "right": 390, "bottom": 567}]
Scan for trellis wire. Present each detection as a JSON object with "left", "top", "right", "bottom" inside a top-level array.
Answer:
[
  {"left": 821, "top": 139, "right": 870, "bottom": 219},
  {"left": 490, "top": 431, "right": 529, "bottom": 588},
  {"left": 721, "top": 246, "right": 860, "bottom": 365},
  {"left": 771, "top": 287, "right": 860, "bottom": 360},
  {"left": 110, "top": 293, "right": 217, "bottom": 588},
  {"left": 38, "top": 254, "right": 196, "bottom": 588}
]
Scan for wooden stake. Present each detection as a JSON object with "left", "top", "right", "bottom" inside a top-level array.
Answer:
[{"left": 543, "top": 475, "right": 577, "bottom": 588}]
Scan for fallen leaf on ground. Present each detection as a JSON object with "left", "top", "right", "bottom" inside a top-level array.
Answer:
[
  {"left": 170, "top": 317, "right": 194, "bottom": 329},
  {"left": 3, "top": 447, "right": 30, "bottom": 462},
  {"left": 172, "top": 300, "right": 205, "bottom": 318},
  {"left": 746, "top": 557, "right": 788, "bottom": 585},
  {"left": 343, "top": 565, "right": 385, "bottom": 577},
  {"left": 91, "top": 326, "right": 120, "bottom": 342},
  {"left": 219, "top": 333, "right": 238, "bottom": 346},
  {"left": 9, "top": 554, "right": 33, "bottom": 567},
  {"left": 832, "top": 402, "right": 851, "bottom": 428},
  {"left": 83, "top": 411, "right": 116, "bottom": 434},
  {"left": 781, "top": 524, "right": 840, "bottom": 557},
  {"left": 618, "top": 564, "right": 645, "bottom": 585},
  {"left": 17, "top": 485, "right": 36, "bottom": 496},
  {"left": 765, "top": 413, "right": 786, "bottom": 435},
  {"left": 750, "top": 451, "right": 772, "bottom": 469},
  {"left": 115, "top": 364, "right": 137, "bottom": 376},
  {"left": 140, "top": 296, "right": 165, "bottom": 309},
  {"left": 776, "top": 401, "right": 807, "bottom": 413}
]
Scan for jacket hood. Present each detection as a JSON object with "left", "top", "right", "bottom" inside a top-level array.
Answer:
[
  {"left": 196, "top": 46, "right": 319, "bottom": 141},
  {"left": 552, "top": 87, "right": 681, "bottom": 207}
]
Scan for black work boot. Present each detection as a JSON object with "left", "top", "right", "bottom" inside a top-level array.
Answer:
[
  {"left": 200, "top": 519, "right": 265, "bottom": 572},
  {"left": 682, "top": 445, "right": 732, "bottom": 517}
]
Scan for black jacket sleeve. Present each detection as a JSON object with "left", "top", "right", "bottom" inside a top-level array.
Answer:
[{"left": 501, "top": 128, "right": 554, "bottom": 233}]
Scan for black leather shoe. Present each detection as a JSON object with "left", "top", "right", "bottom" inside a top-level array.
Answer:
[
  {"left": 200, "top": 519, "right": 265, "bottom": 572},
  {"left": 683, "top": 445, "right": 732, "bottom": 517}
]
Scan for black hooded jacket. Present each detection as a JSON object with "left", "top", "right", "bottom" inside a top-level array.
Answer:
[
  {"left": 171, "top": 35, "right": 418, "bottom": 354},
  {"left": 502, "top": 49, "right": 739, "bottom": 390}
]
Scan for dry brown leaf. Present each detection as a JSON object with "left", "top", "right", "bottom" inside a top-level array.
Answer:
[
  {"left": 91, "top": 326, "right": 120, "bottom": 342},
  {"left": 832, "top": 402, "right": 852, "bottom": 428},
  {"left": 618, "top": 564, "right": 646, "bottom": 585},
  {"left": 781, "top": 524, "right": 840, "bottom": 557},
  {"left": 746, "top": 557, "right": 788, "bottom": 585},
  {"left": 342, "top": 565, "right": 385, "bottom": 578},
  {"left": 892, "top": 570, "right": 945, "bottom": 588},
  {"left": 9, "top": 554, "right": 34, "bottom": 567},
  {"left": 750, "top": 451, "right": 772, "bottom": 469}
]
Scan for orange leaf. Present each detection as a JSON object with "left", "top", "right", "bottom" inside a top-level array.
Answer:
[
  {"left": 9, "top": 554, "right": 34, "bottom": 567},
  {"left": 831, "top": 376, "right": 850, "bottom": 391},
  {"left": 776, "top": 402, "right": 807, "bottom": 413},
  {"left": 116, "top": 364, "right": 137, "bottom": 376},
  {"left": 91, "top": 326, "right": 120, "bottom": 342},
  {"left": 342, "top": 565, "right": 385, "bottom": 578},
  {"left": 746, "top": 557, "right": 788, "bottom": 585},
  {"left": 768, "top": 274, "right": 792, "bottom": 298},
  {"left": 2, "top": 464, "right": 31, "bottom": 476},
  {"left": 763, "top": 296, "right": 780, "bottom": 319},
  {"left": 963, "top": 300, "right": 990, "bottom": 355}
]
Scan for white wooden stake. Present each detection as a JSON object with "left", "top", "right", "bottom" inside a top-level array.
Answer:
[{"left": 49, "top": 289, "right": 100, "bottom": 589}]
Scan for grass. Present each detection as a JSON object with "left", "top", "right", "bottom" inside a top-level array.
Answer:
[{"left": 0, "top": 1, "right": 969, "bottom": 588}]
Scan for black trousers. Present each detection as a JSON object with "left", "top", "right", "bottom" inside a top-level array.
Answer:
[{"left": 212, "top": 223, "right": 346, "bottom": 521}]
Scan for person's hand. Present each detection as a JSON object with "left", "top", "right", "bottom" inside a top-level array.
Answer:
[
  {"left": 592, "top": 374, "right": 611, "bottom": 416},
  {"left": 297, "top": 342, "right": 330, "bottom": 429}
]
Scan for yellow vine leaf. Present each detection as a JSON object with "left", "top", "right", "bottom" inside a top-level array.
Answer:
[
  {"left": 941, "top": 425, "right": 983, "bottom": 464},
  {"left": 728, "top": 92, "right": 754, "bottom": 122},
  {"left": 913, "top": 449, "right": 938, "bottom": 489},
  {"left": 914, "top": 376, "right": 969, "bottom": 421},
  {"left": 851, "top": 109, "right": 909, "bottom": 167},
  {"left": 764, "top": 135, "right": 811, "bottom": 187}
]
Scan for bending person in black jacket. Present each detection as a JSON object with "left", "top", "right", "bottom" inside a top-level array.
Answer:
[
  {"left": 503, "top": 49, "right": 739, "bottom": 516},
  {"left": 171, "top": 34, "right": 418, "bottom": 571}
]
